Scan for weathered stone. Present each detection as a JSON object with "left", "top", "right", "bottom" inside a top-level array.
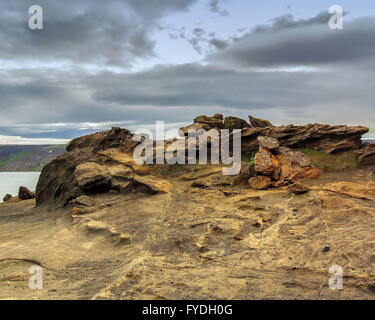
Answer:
[
  {"left": 194, "top": 115, "right": 223, "bottom": 128},
  {"left": 277, "top": 148, "right": 320, "bottom": 180},
  {"left": 74, "top": 162, "right": 112, "bottom": 191},
  {"left": 234, "top": 162, "right": 256, "bottom": 185},
  {"left": 270, "top": 124, "right": 368, "bottom": 153},
  {"left": 3, "top": 194, "right": 12, "bottom": 202},
  {"left": 288, "top": 183, "right": 310, "bottom": 195},
  {"left": 254, "top": 152, "right": 279, "bottom": 176},
  {"left": 257, "top": 136, "right": 279, "bottom": 151},
  {"left": 223, "top": 116, "right": 250, "bottom": 130},
  {"left": 131, "top": 176, "right": 173, "bottom": 194},
  {"left": 249, "top": 116, "right": 274, "bottom": 128},
  {"left": 70, "top": 195, "right": 96, "bottom": 207},
  {"left": 18, "top": 186, "right": 35, "bottom": 200},
  {"left": 249, "top": 176, "right": 271, "bottom": 190},
  {"left": 356, "top": 143, "right": 375, "bottom": 166},
  {"left": 67, "top": 127, "right": 138, "bottom": 153}
]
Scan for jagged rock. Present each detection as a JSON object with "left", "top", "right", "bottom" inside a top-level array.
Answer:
[
  {"left": 254, "top": 152, "right": 279, "bottom": 176},
  {"left": 223, "top": 116, "right": 250, "bottom": 130},
  {"left": 18, "top": 186, "right": 35, "bottom": 200},
  {"left": 249, "top": 116, "right": 274, "bottom": 128},
  {"left": 67, "top": 127, "right": 138, "bottom": 153},
  {"left": 3, "top": 194, "right": 12, "bottom": 202},
  {"left": 270, "top": 124, "right": 368, "bottom": 153},
  {"left": 213, "top": 113, "right": 224, "bottom": 120},
  {"left": 288, "top": 183, "right": 310, "bottom": 195},
  {"left": 194, "top": 115, "right": 223, "bottom": 129},
  {"left": 356, "top": 143, "right": 375, "bottom": 166},
  {"left": 179, "top": 123, "right": 211, "bottom": 136},
  {"left": 74, "top": 162, "right": 112, "bottom": 191},
  {"left": 277, "top": 148, "right": 320, "bottom": 180},
  {"left": 249, "top": 176, "right": 271, "bottom": 190},
  {"left": 257, "top": 136, "right": 279, "bottom": 151}
]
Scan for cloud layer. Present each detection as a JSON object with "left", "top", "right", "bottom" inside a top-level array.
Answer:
[{"left": 1, "top": 4, "right": 375, "bottom": 143}]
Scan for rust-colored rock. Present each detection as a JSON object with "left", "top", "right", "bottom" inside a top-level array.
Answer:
[
  {"left": 277, "top": 148, "right": 320, "bottom": 180},
  {"left": 249, "top": 176, "right": 271, "bottom": 190},
  {"left": 254, "top": 152, "right": 279, "bottom": 176}
]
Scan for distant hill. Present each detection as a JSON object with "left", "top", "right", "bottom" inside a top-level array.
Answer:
[{"left": 0, "top": 145, "right": 66, "bottom": 172}]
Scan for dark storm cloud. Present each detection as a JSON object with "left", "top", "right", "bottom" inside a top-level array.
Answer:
[
  {"left": 0, "top": 0, "right": 197, "bottom": 66},
  {"left": 211, "top": 12, "right": 375, "bottom": 68}
]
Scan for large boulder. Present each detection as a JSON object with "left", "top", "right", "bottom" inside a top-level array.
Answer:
[
  {"left": 249, "top": 116, "right": 274, "bottom": 128},
  {"left": 36, "top": 128, "right": 140, "bottom": 208},
  {"left": 277, "top": 148, "right": 320, "bottom": 180},
  {"left": 18, "top": 186, "right": 35, "bottom": 200},
  {"left": 254, "top": 152, "right": 278, "bottom": 176},
  {"left": 223, "top": 116, "right": 250, "bottom": 130}
]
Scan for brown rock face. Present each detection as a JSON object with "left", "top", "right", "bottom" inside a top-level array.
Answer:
[
  {"left": 18, "top": 186, "right": 35, "bottom": 200},
  {"left": 193, "top": 115, "right": 223, "bottom": 129},
  {"left": 183, "top": 116, "right": 368, "bottom": 154},
  {"left": 253, "top": 136, "right": 320, "bottom": 184},
  {"left": 223, "top": 116, "right": 250, "bottom": 130},
  {"left": 249, "top": 176, "right": 271, "bottom": 190},
  {"left": 356, "top": 143, "right": 375, "bottom": 166},
  {"left": 269, "top": 124, "right": 368, "bottom": 153},
  {"left": 254, "top": 152, "right": 278, "bottom": 176},
  {"left": 277, "top": 148, "right": 320, "bottom": 180},
  {"left": 36, "top": 128, "right": 140, "bottom": 208},
  {"left": 249, "top": 116, "right": 274, "bottom": 128},
  {"left": 257, "top": 136, "right": 279, "bottom": 151},
  {"left": 3, "top": 194, "right": 12, "bottom": 202},
  {"left": 67, "top": 127, "right": 138, "bottom": 153},
  {"left": 234, "top": 162, "right": 256, "bottom": 185},
  {"left": 74, "top": 162, "right": 112, "bottom": 191}
]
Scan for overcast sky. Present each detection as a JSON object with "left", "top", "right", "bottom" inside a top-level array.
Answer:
[{"left": 0, "top": 0, "right": 374, "bottom": 144}]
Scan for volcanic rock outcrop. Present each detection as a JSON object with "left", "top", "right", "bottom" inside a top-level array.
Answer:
[
  {"left": 180, "top": 114, "right": 369, "bottom": 154},
  {"left": 249, "top": 136, "right": 320, "bottom": 190}
]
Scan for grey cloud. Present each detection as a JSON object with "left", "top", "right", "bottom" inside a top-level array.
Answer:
[
  {"left": 0, "top": 0, "right": 197, "bottom": 66},
  {"left": 208, "top": 0, "right": 229, "bottom": 17},
  {"left": 211, "top": 13, "right": 375, "bottom": 68}
]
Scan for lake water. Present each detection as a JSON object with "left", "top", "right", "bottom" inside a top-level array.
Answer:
[{"left": 0, "top": 172, "right": 40, "bottom": 202}]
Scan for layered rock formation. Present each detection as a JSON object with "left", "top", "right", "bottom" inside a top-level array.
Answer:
[
  {"left": 2, "top": 117, "right": 375, "bottom": 300},
  {"left": 181, "top": 114, "right": 369, "bottom": 154}
]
